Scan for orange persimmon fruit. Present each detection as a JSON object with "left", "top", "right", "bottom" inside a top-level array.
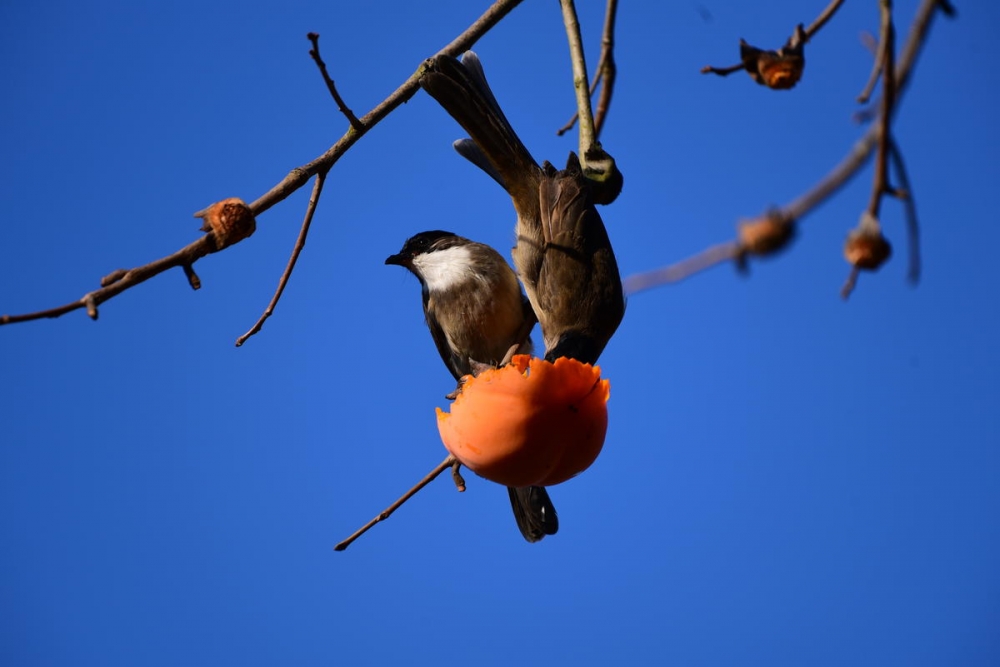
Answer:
[{"left": 436, "top": 355, "right": 610, "bottom": 488}]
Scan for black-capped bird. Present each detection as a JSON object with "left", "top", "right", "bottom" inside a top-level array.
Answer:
[
  {"left": 386, "top": 230, "right": 559, "bottom": 543},
  {"left": 419, "top": 52, "right": 626, "bottom": 366}
]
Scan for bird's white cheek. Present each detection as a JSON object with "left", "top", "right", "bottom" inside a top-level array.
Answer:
[{"left": 413, "top": 246, "right": 476, "bottom": 291}]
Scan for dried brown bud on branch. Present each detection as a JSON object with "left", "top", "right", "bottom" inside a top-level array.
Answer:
[
  {"left": 740, "top": 24, "right": 807, "bottom": 90},
  {"left": 738, "top": 213, "right": 796, "bottom": 257},
  {"left": 194, "top": 198, "right": 256, "bottom": 251},
  {"left": 844, "top": 224, "right": 892, "bottom": 271}
]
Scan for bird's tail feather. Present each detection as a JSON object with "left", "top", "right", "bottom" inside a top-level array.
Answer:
[
  {"left": 421, "top": 52, "right": 539, "bottom": 195},
  {"left": 508, "top": 485, "right": 559, "bottom": 543}
]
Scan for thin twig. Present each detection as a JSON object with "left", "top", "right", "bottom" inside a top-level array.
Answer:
[
  {"left": 622, "top": 242, "right": 741, "bottom": 294},
  {"left": 556, "top": 68, "right": 600, "bottom": 136},
  {"left": 556, "top": 0, "right": 618, "bottom": 138},
  {"left": 804, "top": 0, "right": 847, "bottom": 40},
  {"left": 1, "top": 0, "right": 526, "bottom": 328},
  {"left": 559, "top": 0, "right": 598, "bottom": 162},
  {"left": 334, "top": 455, "right": 457, "bottom": 551},
  {"left": 866, "top": 0, "right": 896, "bottom": 219},
  {"left": 857, "top": 18, "right": 891, "bottom": 102},
  {"left": 627, "top": 0, "right": 948, "bottom": 294},
  {"left": 840, "top": 266, "right": 861, "bottom": 298},
  {"left": 860, "top": 30, "right": 880, "bottom": 56},
  {"left": 451, "top": 460, "right": 467, "bottom": 492},
  {"left": 592, "top": 0, "right": 618, "bottom": 138},
  {"left": 592, "top": 63, "right": 616, "bottom": 138},
  {"left": 0, "top": 237, "right": 215, "bottom": 325},
  {"left": 307, "top": 33, "right": 363, "bottom": 131},
  {"left": 236, "top": 173, "right": 326, "bottom": 346},
  {"left": 700, "top": 63, "right": 745, "bottom": 77},
  {"left": 888, "top": 140, "right": 921, "bottom": 284},
  {"left": 181, "top": 264, "right": 202, "bottom": 290}
]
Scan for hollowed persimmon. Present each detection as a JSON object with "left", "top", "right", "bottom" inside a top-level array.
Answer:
[{"left": 436, "top": 355, "right": 610, "bottom": 488}]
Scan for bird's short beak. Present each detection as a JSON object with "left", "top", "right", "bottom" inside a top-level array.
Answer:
[{"left": 385, "top": 253, "right": 406, "bottom": 266}]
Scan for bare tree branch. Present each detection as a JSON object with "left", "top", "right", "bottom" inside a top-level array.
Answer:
[
  {"left": 307, "top": 32, "right": 363, "bottom": 131},
  {"left": 335, "top": 455, "right": 458, "bottom": 551},
  {"left": 867, "top": 2, "right": 897, "bottom": 219},
  {"left": 626, "top": 0, "right": 949, "bottom": 293},
  {"left": 805, "top": 0, "right": 847, "bottom": 40},
  {"left": 236, "top": 173, "right": 326, "bottom": 346},
  {"left": 842, "top": 0, "right": 897, "bottom": 299},
  {"left": 857, "top": 31, "right": 889, "bottom": 103},
  {"left": 557, "top": 0, "right": 618, "bottom": 139},
  {"left": 623, "top": 242, "right": 742, "bottom": 294},
  {"left": 888, "top": 140, "right": 921, "bottom": 284},
  {"left": 0, "top": 236, "right": 216, "bottom": 325},
  {"left": 560, "top": 1, "right": 598, "bottom": 162},
  {"left": 1, "top": 0, "right": 526, "bottom": 328}
]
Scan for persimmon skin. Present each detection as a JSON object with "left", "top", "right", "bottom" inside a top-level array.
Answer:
[{"left": 436, "top": 355, "right": 610, "bottom": 487}]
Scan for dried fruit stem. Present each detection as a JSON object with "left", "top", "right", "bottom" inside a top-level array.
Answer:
[{"left": 334, "top": 455, "right": 458, "bottom": 551}]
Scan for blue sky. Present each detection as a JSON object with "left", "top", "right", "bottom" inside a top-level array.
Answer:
[{"left": 2, "top": 1, "right": 998, "bottom": 665}]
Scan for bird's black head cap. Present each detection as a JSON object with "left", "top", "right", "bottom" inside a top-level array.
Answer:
[{"left": 385, "top": 230, "right": 459, "bottom": 266}]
